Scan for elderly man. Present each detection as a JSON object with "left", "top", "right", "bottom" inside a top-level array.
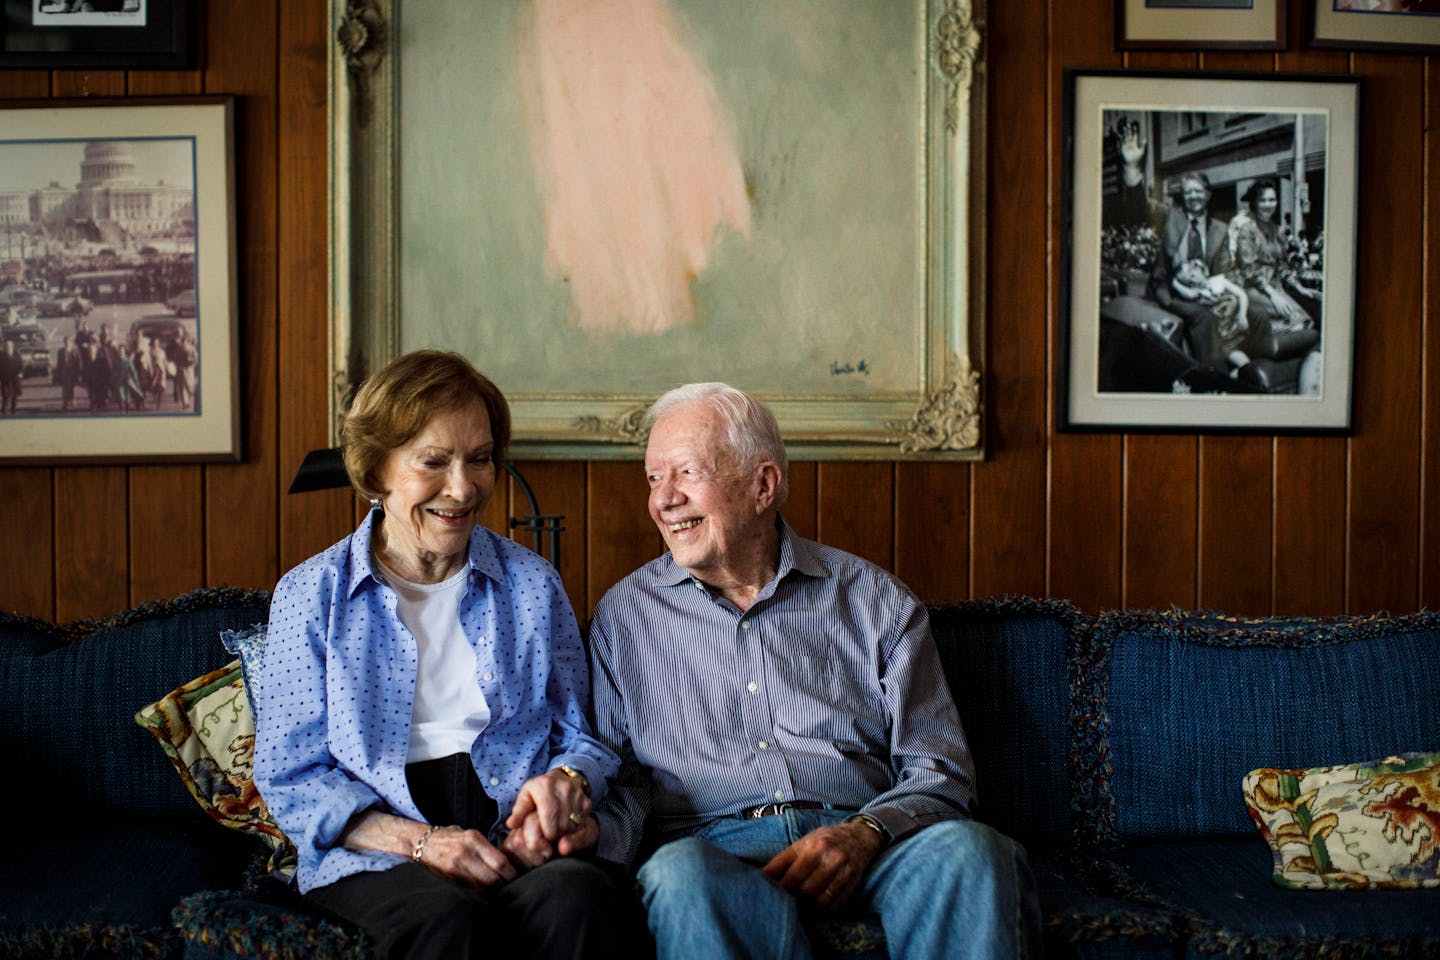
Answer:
[{"left": 589, "top": 382, "right": 1039, "bottom": 960}]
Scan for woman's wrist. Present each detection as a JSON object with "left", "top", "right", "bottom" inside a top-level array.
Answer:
[{"left": 412, "top": 823, "right": 442, "bottom": 862}]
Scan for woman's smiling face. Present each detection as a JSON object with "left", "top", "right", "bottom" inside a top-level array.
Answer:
[
  {"left": 1254, "top": 186, "right": 1279, "bottom": 222},
  {"left": 375, "top": 401, "right": 496, "bottom": 582}
]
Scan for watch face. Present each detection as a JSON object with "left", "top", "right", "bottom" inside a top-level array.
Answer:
[{"left": 850, "top": 814, "right": 889, "bottom": 841}]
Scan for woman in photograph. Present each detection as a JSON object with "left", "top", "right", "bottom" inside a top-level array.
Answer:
[
  {"left": 253, "top": 350, "right": 639, "bottom": 959},
  {"left": 1227, "top": 178, "right": 1321, "bottom": 362}
]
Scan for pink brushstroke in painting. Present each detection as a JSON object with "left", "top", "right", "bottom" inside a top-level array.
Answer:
[{"left": 520, "top": 0, "right": 752, "bottom": 333}]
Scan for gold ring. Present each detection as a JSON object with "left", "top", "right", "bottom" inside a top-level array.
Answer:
[{"left": 569, "top": 811, "right": 583, "bottom": 824}]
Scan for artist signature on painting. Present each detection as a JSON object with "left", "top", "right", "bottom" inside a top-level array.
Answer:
[{"left": 830, "top": 359, "right": 871, "bottom": 376}]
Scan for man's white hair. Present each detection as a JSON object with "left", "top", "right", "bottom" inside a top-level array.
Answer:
[{"left": 646, "top": 382, "right": 790, "bottom": 506}]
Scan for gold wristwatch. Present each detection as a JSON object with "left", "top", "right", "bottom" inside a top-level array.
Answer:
[{"left": 557, "top": 764, "right": 591, "bottom": 796}]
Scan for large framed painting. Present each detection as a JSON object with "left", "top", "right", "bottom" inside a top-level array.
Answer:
[
  {"left": 0, "top": 96, "right": 239, "bottom": 464},
  {"left": 0, "top": 0, "right": 194, "bottom": 70},
  {"left": 329, "top": 0, "right": 986, "bottom": 459},
  {"left": 1116, "top": 0, "right": 1287, "bottom": 51},
  {"left": 1059, "top": 70, "right": 1359, "bottom": 434},
  {"left": 1307, "top": 0, "right": 1440, "bottom": 54}
]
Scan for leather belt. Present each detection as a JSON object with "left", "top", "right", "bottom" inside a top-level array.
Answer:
[{"left": 735, "top": 801, "right": 827, "bottom": 819}]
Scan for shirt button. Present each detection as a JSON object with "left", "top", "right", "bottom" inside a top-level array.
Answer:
[
  {"left": 741, "top": 621, "right": 752, "bottom": 631},
  {"left": 489, "top": 777, "right": 500, "bottom": 786},
  {"left": 482, "top": 672, "right": 493, "bottom": 682},
  {"left": 758, "top": 740, "right": 769, "bottom": 750},
  {"left": 747, "top": 681, "right": 758, "bottom": 693},
  {"left": 774, "top": 790, "right": 786, "bottom": 801}
]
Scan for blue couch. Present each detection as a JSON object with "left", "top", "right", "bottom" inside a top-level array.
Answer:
[{"left": 1, "top": 589, "right": 1436, "bottom": 958}]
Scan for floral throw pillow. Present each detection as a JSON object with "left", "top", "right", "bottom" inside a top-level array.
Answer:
[
  {"left": 1243, "top": 753, "right": 1440, "bottom": 890},
  {"left": 135, "top": 658, "right": 297, "bottom": 880}
]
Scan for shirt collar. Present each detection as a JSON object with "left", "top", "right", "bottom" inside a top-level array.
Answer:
[
  {"left": 652, "top": 514, "right": 830, "bottom": 591},
  {"left": 346, "top": 506, "right": 505, "bottom": 596}
]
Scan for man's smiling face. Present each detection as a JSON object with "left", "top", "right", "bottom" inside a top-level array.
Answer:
[{"left": 645, "top": 403, "right": 768, "bottom": 587}]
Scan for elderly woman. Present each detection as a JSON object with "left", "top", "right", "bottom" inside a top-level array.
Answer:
[{"left": 254, "top": 350, "right": 634, "bottom": 959}]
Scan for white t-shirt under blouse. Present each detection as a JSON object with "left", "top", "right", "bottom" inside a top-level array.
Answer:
[{"left": 376, "top": 562, "right": 492, "bottom": 762}]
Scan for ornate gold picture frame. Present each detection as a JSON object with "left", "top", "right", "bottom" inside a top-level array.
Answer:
[{"left": 329, "top": 0, "right": 985, "bottom": 459}]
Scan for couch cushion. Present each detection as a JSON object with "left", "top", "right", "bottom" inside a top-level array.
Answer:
[
  {"left": 174, "top": 886, "right": 369, "bottom": 960},
  {"left": 0, "top": 588, "right": 272, "bottom": 822},
  {"left": 1111, "top": 839, "right": 1440, "bottom": 951},
  {"left": 929, "top": 598, "right": 1080, "bottom": 846},
  {"left": 1029, "top": 848, "right": 1181, "bottom": 960},
  {"left": 0, "top": 818, "right": 259, "bottom": 935},
  {"left": 1077, "top": 610, "right": 1440, "bottom": 845}
]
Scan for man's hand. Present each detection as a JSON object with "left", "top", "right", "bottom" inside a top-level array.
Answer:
[
  {"left": 761, "top": 820, "right": 886, "bottom": 911},
  {"left": 1120, "top": 121, "right": 1147, "bottom": 187}
]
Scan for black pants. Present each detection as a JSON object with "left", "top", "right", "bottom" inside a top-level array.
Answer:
[
  {"left": 306, "top": 754, "right": 643, "bottom": 960},
  {"left": 1165, "top": 298, "right": 1225, "bottom": 371}
]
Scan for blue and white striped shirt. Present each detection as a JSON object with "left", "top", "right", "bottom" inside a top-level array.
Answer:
[
  {"left": 254, "top": 508, "right": 618, "bottom": 892},
  {"left": 589, "top": 518, "right": 975, "bottom": 867}
]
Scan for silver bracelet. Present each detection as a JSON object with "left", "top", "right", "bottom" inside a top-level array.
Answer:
[{"left": 411, "top": 824, "right": 441, "bottom": 862}]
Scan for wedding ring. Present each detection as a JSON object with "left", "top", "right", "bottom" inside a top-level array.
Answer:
[{"left": 569, "top": 811, "right": 583, "bottom": 824}]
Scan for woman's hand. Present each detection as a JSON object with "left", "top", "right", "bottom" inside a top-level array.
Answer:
[
  {"left": 415, "top": 825, "right": 518, "bottom": 888},
  {"left": 340, "top": 810, "right": 516, "bottom": 888}
]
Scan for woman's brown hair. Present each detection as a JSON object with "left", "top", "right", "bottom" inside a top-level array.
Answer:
[{"left": 340, "top": 350, "right": 511, "bottom": 503}]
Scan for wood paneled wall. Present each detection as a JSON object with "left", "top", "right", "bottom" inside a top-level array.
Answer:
[{"left": 2, "top": 2, "right": 1436, "bottom": 623}]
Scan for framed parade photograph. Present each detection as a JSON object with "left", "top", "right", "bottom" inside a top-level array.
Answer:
[
  {"left": 329, "top": 0, "right": 987, "bottom": 460},
  {"left": 0, "top": 1, "right": 194, "bottom": 70},
  {"left": 1307, "top": 0, "right": 1440, "bottom": 54},
  {"left": 1116, "top": 0, "right": 1286, "bottom": 50},
  {"left": 1058, "top": 70, "right": 1359, "bottom": 434},
  {"left": 0, "top": 96, "right": 239, "bottom": 464}
]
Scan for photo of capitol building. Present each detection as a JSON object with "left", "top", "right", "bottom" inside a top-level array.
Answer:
[{"left": 0, "top": 140, "right": 193, "bottom": 244}]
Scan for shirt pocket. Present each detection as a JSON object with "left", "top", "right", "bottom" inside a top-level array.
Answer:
[{"left": 769, "top": 653, "right": 874, "bottom": 744}]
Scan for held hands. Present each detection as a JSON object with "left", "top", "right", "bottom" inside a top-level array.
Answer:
[
  {"left": 761, "top": 820, "right": 886, "bottom": 912},
  {"left": 500, "top": 768, "right": 597, "bottom": 869}
]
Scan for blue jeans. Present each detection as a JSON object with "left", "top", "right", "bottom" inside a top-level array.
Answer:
[{"left": 637, "top": 808, "right": 1040, "bottom": 960}]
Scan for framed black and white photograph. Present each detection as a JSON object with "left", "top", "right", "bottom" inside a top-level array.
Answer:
[
  {"left": 1117, "top": 0, "right": 1286, "bottom": 50},
  {"left": 0, "top": 0, "right": 193, "bottom": 70},
  {"left": 0, "top": 96, "right": 238, "bottom": 464},
  {"left": 1308, "top": 0, "right": 1440, "bottom": 53},
  {"left": 1059, "top": 70, "right": 1359, "bottom": 433}
]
